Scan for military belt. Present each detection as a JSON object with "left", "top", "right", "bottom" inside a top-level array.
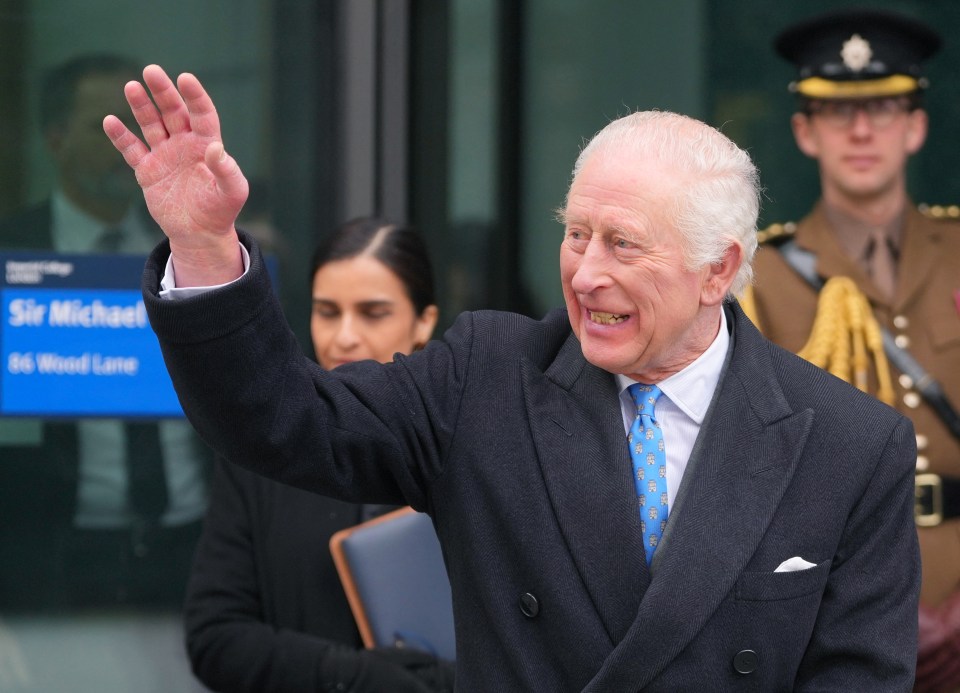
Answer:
[{"left": 915, "top": 474, "right": 960, "bottom": 527}]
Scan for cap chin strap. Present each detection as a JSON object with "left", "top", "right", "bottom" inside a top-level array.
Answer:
[{"left": 791, "top": 74, "right": 920, "bottom": 98}]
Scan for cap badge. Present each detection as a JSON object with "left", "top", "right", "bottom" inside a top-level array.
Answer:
[{"left": 841, "top": 34, "right": 872, "bottom": 71}]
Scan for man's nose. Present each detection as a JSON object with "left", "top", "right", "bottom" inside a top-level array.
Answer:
[
  {"left": 849, "top": 107, "right": 874, "bottom": 137},
  {"left": 570, "top": 240, "right": 611, "bottom": 293}
]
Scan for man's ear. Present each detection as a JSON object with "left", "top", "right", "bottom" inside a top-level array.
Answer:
[
  {"left": 701, "top": 243, "right": 743, "bottom": 306},
  {"left": 905, "top": 108, "right": 928, "bottom": 155},
  {"left": 791, "top": 112, "right": 820, "bottom": 159}
]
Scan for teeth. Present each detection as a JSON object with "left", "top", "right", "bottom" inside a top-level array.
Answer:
[{"left": 589, "top": 311, "right": 627, "bottom": 325}]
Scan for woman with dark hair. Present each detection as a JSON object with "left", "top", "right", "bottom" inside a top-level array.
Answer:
[
  {"left": 184, "top": 217, "right": 449, "bottom": 693},
  {"left": 308, "top": 217, "right": 437, "bottom": 369}
]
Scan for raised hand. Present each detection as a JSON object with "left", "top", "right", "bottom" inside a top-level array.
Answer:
[{"left": 103, "top": 64, "right": 247, "bottom": 286}]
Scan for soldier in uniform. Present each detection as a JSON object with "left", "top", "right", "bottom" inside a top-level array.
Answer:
[{"left": 747, "top": 9, "right": 960, "bottom": 691}]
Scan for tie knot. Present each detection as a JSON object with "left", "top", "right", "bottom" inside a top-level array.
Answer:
[
  {"left": 628, "top": 383, "right": 662, "bottom": 420},
  {"left": 865, "top": 226, "right": 899, "bottom": 264},
  {"left": 863, "top": 227, "right": 897, "bottom": 300}
]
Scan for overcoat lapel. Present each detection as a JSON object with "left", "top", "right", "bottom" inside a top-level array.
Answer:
[
  {"left": 521, "top": 333, "right": 648, "bottom": 645},
  {"left": 584, "top": 304, "right": 815, "bottom": 691}
]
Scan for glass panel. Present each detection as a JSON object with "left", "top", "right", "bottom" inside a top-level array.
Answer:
[
  {"left": 521, "top": 0, "right": 706, "bottom": 314},
  {"left": 444, "top": 0, "right": 500, "bottom": 321},
  {"left": 0, "top": 2, "right": 312, "bottom": 691}
]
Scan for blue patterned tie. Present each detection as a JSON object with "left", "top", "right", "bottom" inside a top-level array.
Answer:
[{"left": 627, "top": 383, "right": 668, "bottom": 566}]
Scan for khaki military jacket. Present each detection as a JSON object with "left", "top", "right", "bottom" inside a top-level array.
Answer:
[{"left": 751, "top": 201, "right": 960, "bottom": 607}]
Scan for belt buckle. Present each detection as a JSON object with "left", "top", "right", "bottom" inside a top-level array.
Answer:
[{"left": 915, "top": 473, "right": 944, "bottom": 527}]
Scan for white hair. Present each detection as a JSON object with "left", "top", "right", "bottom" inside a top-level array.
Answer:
[{"left": 570, "top": 110, "right": 760, "bottom": 298}]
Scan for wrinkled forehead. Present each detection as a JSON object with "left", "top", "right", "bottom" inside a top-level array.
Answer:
[{"left": 565, "top": 151, "right": 685, "bottom": 234}]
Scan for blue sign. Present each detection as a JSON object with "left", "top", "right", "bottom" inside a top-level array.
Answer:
[{"left": 2, "top": 252, "right": 181, "bottom": 417}]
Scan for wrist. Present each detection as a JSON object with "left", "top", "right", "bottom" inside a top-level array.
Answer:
[{"left": 169, "top": 230, "right": 244, "bottom": 287}]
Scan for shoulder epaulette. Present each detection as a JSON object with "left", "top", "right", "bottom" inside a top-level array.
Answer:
[
  {"left": 918, "top": 203, "right": 960, "bottom": 219},
  {"left": 757, "top": 221, "right": 797, "bottom": 245}
]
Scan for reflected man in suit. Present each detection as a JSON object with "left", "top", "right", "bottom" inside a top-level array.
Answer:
[{"left": 0, "top": 54, "right": 211, "bottom": 609}]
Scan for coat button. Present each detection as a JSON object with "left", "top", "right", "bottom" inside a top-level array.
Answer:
[
  {"left": 519, "top": 593, "right": 540, "bottom": 618},
  {"left": 733, "top": 649, "right": 758, "bottom": 675}
]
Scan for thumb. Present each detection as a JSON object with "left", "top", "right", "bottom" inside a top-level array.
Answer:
[{"left": 204, "top": 140, "right": 249, "bottom": 203}]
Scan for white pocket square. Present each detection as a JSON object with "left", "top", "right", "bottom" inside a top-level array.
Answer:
[{"left": 774, "top": 556, "right": 817, "bottom": 573}]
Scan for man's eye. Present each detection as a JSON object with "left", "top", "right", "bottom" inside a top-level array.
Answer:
[{"left": 871, "top": 98, "right": 899, "bottom": 115}]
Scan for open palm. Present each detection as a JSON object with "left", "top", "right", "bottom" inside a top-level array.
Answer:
[{"left": 103, "top": 65, "right": 248, "bottom": 255}]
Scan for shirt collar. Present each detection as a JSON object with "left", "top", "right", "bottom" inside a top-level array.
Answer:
[
  {"left": 616, "top": 307, "right": 729, "bottom": 425},
  {"left": 822, "top": 203, "right": 904, "bottom": 265},
  {"left": 51, "top": 190, "right": 150, "bottom": 253}
]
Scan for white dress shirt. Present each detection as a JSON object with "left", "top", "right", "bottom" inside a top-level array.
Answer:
[
  {"left": 615, "top": 308, "right": 729, "bottom": 509},
  {"left": 51, "top": 192, "right": 207, "bottom": 528},
  {"left": 159, "top": 244, "right": 250, "bottom": 298},
  {"left": 51, "top": 190, "right": 153, "bottom": 254}
]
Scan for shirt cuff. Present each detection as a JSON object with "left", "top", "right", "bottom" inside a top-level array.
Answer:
[{"left": 159, "top": 243, "right": 251, "bottom": 300}]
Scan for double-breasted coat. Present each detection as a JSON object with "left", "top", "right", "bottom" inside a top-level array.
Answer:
[{"left": 145, "top": 234, "right": 919, "bottom": 691}]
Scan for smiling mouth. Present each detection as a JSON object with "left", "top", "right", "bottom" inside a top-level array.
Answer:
[{"left": 589, "top": 310, "right": 627, "bottom": 325}]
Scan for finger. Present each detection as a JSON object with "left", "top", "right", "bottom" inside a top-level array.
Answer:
[
  {"left": 142, "top": 64, "right": 191, "bottom": 136},
  {"left": 103, "top": 115, "right": 151, "bottom": 171},
  {"left": 204, "top": 141, "right": 249, "bottom": 202},
  {"left": 123, "top": 78, "right": 169, "bottom": 150},
  {"left": 178, "top": 72, "right": 222, "bottom": 140}
]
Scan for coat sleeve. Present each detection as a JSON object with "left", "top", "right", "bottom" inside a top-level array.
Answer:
[
  {"left": 142, "top": 233, "right": 468, "bottom": 513},
  {"left": 794, "top": 415, "right": 920, "bottom": 690}
]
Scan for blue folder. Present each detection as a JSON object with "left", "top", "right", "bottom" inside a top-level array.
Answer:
[{"left": 330, "top": 506, "right": 456, "bottom": 661}]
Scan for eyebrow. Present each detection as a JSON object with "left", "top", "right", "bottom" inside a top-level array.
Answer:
[
  {"left": 556, "top": 208, "right": 635, "bottom": 235},
  {"left": 559, "top": 213, "right": 599, "bottom": 231},
  {"left": 312, "top": 298, "right": 395, "bottom": 309}
]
